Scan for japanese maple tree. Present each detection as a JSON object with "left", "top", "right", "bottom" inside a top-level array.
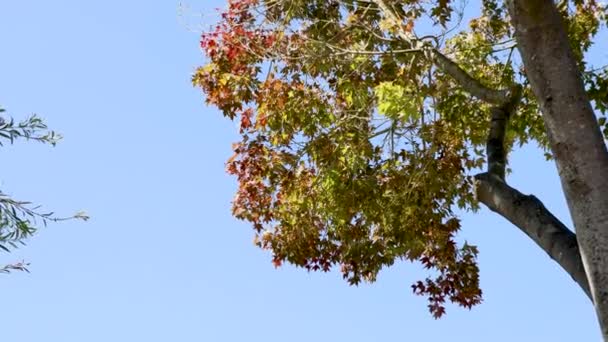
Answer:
[{"left": 193, "top": 0, "right": 608, "bottom": 336}]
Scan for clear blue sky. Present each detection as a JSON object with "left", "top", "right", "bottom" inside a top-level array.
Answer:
[{"left": 0, "top": 1, "right": 601, "bottom": 341}]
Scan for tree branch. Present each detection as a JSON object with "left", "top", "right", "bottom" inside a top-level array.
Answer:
[
  {"left": 372, "top": 0, "right": 591, "bottom": 299},
  {"left": 475, "top": 173, "right": 591, "bottom": 298},
  {"left": 475, "top": 81, "right": 590, "bottom": 298},
  {"left": 507, "top": 2, "right": 608, "bottom": 331},
  {"left": 486, "top": 85, "right": 522, "bottom": 180},
  {"left": 371, "top": 0, "right": 511, "bottom": 105},
  {"left": 429, "top": 50, "right": 511, "bottom": 105}
]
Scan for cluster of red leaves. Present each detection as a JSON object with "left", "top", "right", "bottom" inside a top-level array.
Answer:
[
  {"left": 413, "top": 239, "right": 481, "bottom": 318},
  {"left": 226, "top": 138, "right": 275, "bottom": 232},
  {"left": 227, "top": 137, "right": 341, "bottom": 273},
  {"left": 196, "top": 0, "right": 276, "bottom": 119}
]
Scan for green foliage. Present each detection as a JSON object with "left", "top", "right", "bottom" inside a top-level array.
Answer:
[
  {"left": 374, "top": 82, "right": 420, "bottom": 121},
  {"left": 0, "top": 109, "right": 62, "bottom": 146},
  {"left": 0, "top": 106, "right": 89, "bottom": 274},
  {"left": 195, "top": 0, "right": 607, "bottom": 317}
]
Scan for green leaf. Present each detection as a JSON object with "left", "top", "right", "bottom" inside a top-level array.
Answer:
[{"left": 374, "top": 82, "right": 420, "bottom": 121}]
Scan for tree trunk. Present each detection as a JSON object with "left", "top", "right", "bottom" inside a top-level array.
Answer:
[{"left": 507, "top": 0, "right": 608, "bottom": 338}]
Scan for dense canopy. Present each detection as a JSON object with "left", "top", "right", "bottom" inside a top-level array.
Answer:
[{"left": 194, "top": 0, "right": 608, "bottom": 317}]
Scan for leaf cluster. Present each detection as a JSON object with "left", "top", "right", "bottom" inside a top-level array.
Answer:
[
  {"left": 0, "top": 106, "right": 89, "bottom": 273},
  {"left": 195, "top": 0, "right": 607, "bottom": 317}
]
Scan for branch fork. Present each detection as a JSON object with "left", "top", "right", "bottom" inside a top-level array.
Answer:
[{"left": 373, "top": 0, "right": 591, "bottom": 299}]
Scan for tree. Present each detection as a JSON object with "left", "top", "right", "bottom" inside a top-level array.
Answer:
[
  {"left": 193, "top": 0, "right": 608, "bottom": 336},
  {"left": 0, "top": 106, "right": 88, "bottom": 273}
]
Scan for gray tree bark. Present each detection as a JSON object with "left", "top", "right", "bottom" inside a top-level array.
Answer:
[
  {"left": 374, "top": 0, "right": 606, "bottom": 336},
  {"left": 507, "top": 0, "right": 608, "bottom": 338}
]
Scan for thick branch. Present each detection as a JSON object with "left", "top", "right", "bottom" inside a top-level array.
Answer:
[
  {"left": 371, "top": 0, "right": 510, "bottom": 105},
  {"left": 486, "top": 85, "right": 522, "bottom": 180},
  {"left": 472, "top": 77, "right": 590, "bottom": 297},
  {"left": 373, "top": 0, "right": 592, "bottom": 301},
  {"left": 475, "top": 173, "right": 591, "bottom": 298},
  {"left": 476, "top": 82, "right": 590, "bottom": 299},
  {"left": 430, "top": 51, "right": 511, "bottom": 105},
  {"left": 508, "top": 1, "right": 608, "bottom": 335}
]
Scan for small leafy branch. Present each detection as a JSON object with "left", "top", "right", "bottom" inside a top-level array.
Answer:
[
  {"left": 0, "top": 108, "right": 62, "bottom": 146},
  {"left": 0, "top": 106, "right": 88, "bottom": 273},
  {"left": 0, "top": 261, "right": 30, "bottom": 274}
]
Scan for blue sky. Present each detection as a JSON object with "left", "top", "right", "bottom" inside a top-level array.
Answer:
[{"left": 0, "top": 1, "right": 601, "bottom": 341}]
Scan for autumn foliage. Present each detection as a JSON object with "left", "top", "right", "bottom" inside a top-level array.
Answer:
[{"left": 194, "top": 0, "right": 608, "bottom": 318}]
